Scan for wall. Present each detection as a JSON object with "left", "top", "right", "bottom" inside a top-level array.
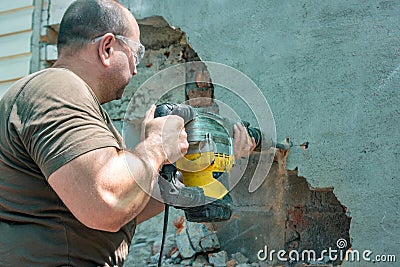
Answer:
[
  {"left": 121, "top": 0, "right": 400, "bottom": 265},
  {"left": 33, "top": 0, "right": 75, "bottom": 71},
  {"left": 0, "top": 1, "right": 34, "bottom": 98}
]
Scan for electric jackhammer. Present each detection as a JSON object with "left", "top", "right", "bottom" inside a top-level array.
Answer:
[
  {"left": 155, "top": 103, "right": 265, "bottom": 223},
  {"left": 155, "top": 102, "right": 269, "bottom": 266}
]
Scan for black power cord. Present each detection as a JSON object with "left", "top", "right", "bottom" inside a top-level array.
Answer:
[{"left": 157, "top": 204, "right": 169, "bottom": 267}]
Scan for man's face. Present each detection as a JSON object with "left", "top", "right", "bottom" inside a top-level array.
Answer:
[{"left": 107, "top": 11, "right": 141, "bottom": 101}]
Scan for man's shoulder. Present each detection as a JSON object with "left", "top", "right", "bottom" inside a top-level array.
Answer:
[
  {"left": 0, "top": 67, "right": 102, "bottom": 130},
  {"left": 15, "top": 68, "right": 96, "bottom": 107},
  {"left": 27, "top": 68, "right": 89, "bottom": 94},
  {"left": 2, "top": 68, "right": 90, "bottom": 102}
]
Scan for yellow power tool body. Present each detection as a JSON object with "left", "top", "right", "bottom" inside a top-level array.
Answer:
[
  {"left": 155, "top": 103, "right": 263, "bottom": 222},
  {"left": 176, "top": 111, "right": 235, "bottom": 200}
]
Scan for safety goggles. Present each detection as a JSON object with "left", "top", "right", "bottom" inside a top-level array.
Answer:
[{"left": 92, "top": 34, "right": 145, "bottom": 66}]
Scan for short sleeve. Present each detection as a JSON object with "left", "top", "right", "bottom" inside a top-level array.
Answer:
[{"left": 10, "top": 69, "right": 122, "bottom": 179}]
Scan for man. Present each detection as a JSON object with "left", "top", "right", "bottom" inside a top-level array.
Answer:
[{"left": 0, "top": 0, "right": 255, "bottom": 266}]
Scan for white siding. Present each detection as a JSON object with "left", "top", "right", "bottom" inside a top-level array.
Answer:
[
  {"left": 0, "top": 2, "right": 34, "bottom": 98},
  {"left": 0, "top": 0, "right": 33, "bottom": 13},
  {"left": 0, "top": 31, "right": 32, "bottom": 58},
  {"left": 0, "top": 54, "right": 32, "bottom": 81},
  {"left": 0, "top": 7, "right": 33, "bottom": 35},
  {"left": 37, "top": 0, "right": 73, "bottom": 66}
]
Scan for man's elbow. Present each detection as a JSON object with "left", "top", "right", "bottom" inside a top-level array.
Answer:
[
  {"left": 73, "top": 197, "right": 139, "bottom": 232},
  {"left": 78, "top": 210, "right": 133, "bottom": 232}
]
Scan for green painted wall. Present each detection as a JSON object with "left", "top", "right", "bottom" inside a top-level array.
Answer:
[{"left": 122, "top": 0, "right": 400, "bottom": 265}]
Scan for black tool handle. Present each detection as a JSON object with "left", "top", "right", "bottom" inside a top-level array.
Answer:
[{"left": 154, "top": 103, "right": 195, "bottom": 180}]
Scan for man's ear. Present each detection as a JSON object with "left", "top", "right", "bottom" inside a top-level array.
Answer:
[{"left": 98, "top": 33, "right": 115, "bottom": 67}]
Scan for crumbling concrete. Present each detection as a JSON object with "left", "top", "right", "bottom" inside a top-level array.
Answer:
[
  {"left": 115, "top": 16, "right": 351, "bottom": 267},
  {"left": 120, "top": 2, "right": 400, "bottom": 266},
  {"left": 208, "top": 250, "right": 228, "bottom": 267},
  {"left": 174, "top": 216, "right": 220, "bottom": 258},
  {"left": 213, "top": 152, "right": 351, "bottom": 266}
]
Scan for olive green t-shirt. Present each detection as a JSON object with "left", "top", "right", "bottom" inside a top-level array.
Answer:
[{"left": 0, "top": 68, "right": 136, "bottom": 266}]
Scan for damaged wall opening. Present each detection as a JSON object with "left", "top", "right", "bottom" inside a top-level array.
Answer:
[
  {"left": 213, "top": 149, "right": 351, "bottom": 266},
  {"left": 111, "top": 16, "right": 352, "bottom": 267},
  {"left": 41, "top": 14, "right": 352, "bottom": 267}
]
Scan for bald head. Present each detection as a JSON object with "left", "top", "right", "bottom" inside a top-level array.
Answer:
[{"left": 57, "top": 0, "right": 133, "bottom": 54}]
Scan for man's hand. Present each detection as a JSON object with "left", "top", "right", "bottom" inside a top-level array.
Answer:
[
  {"left": 141, "top": 105, "right": 189, "bottom": 164},
  {"left": 233, "top": 122, "right": 256, "bottom": 159}
]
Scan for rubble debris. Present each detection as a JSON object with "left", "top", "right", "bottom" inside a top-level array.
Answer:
[
  {"left": 128, "top": 242, "right": 152, "bottom": 266},
  {"left": 174, "top": 216, "right": 220, "bottom": 259},
  {"left": 192, "top": 254, "right": 210, "bottom": 267},
  {"left": 124, "top": 214, "right": 267, "bottom": 267},
  {"left": 231, "top": 252, "right": 250, "bottom": 264},
  {"left": 180, "top": 257, "right": 195, "bottom": 266},
  {"left": 226, "top": 259, "right": 238, "bottom": 267},
  {"left": 175, "top": 225, "right": 196, "bottom": 258},
  {"left": 149, "top": 253, "right": 160, "bottom": 265},
  {"left": 173, "top": 216, "right": 185, "bottom": 235},
  {"left": 208, "top": 250, "right": 228, "bottom": 267}
]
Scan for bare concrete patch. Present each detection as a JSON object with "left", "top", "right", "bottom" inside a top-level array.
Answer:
[{"left": 213, "top": 151, "right": 351, "bottom": 266}]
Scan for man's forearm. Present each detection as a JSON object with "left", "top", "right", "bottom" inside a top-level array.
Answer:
[
  {"left": 111, "top": 138, "right": 167, "bottom": 227},
  {"left": 136, "top": 197, "right": 165, "bottom": 224}
]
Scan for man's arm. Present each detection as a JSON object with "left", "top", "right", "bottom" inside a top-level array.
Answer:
[
  {"left": 136, "top": 197, "right": 165, "bottom": 224},
  {"left": 48, "top": 112, "right": 188, "bottom": 232}
]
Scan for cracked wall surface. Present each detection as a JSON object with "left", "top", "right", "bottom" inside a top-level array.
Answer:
[
  {"left": 213, "top": 153, "right": 351, "bottom": 265},
  {"left": 108, "top": 16, "right": 352, "bottom": 266},
  {"left": 121, "top": 1, "right": 400, "bottom": 266}
]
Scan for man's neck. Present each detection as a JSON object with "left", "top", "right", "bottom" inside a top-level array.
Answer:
[{"left": 53, "top": 57, "right": 105, "bottom": 103}]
